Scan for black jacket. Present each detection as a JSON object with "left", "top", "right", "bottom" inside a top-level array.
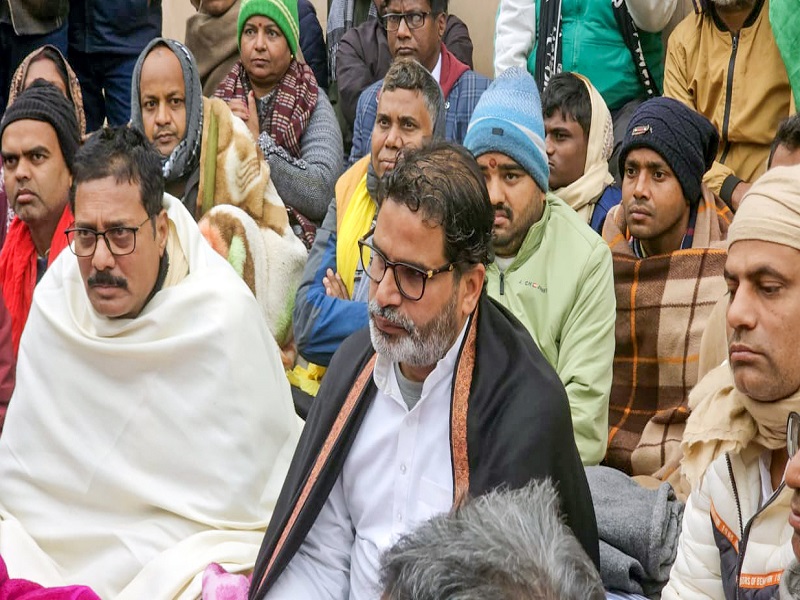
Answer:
[
  {"left": 298, "top": 0, "right": 328, "bottom": 90},
  {"left": 249, "top": 293, "right": 599, "bottom": 598},
  {"left": 68, "top": 0, "right": 161, "bottom": 55}
]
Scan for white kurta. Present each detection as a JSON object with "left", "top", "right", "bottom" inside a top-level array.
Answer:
[
  {"left": 0, "top": 195, "right": 301, "bottom": 599},
  {"left": 266, "top": 325, "right": 467, "bottom": 600}
]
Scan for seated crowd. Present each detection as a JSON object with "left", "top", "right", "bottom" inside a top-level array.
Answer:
[{"left": 0, "top": 0, "right": 799, "bottom": 598}]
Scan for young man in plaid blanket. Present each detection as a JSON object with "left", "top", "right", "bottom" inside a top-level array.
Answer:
[{"left": 602, "top": 97, "right": 732, "bottom": 485}]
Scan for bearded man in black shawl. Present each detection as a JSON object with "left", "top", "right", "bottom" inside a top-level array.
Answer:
[{"left": 249, "top": 141, "right": 599, "bottom": 599}]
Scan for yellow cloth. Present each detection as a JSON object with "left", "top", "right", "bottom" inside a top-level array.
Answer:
[
  {"left": 552, "top": 73, "right": 615, "bottom": 222},
  {"left": 664, "top": 1, "right": 791, "bottom": 192},
  {"left": 336, "top": 172, "right": 375, "bottom": 296},
  {"left": 286, "top": 362, "right": 327, "bottom": 397},
  {"left": 681, "top": 362, "right": 800, "bottom": 489}
]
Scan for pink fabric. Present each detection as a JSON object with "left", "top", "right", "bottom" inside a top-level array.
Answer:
[
  {"left": 201, "top": 564, "right": 251, "bottom": 600},
  {"left": 0, "top": 556, "right": 100, "bottom": 600}
]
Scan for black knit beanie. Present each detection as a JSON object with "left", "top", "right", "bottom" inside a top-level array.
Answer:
[
  {"left": 0, "top": 79, "right": 81, "bottom": 170},
  {"left": 618, "top": 97, "right": 719, "bottom": 206}
]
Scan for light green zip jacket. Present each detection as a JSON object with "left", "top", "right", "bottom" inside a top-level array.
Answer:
[{"left": 486, "top": 194, "right": 615, "bottom": 465}]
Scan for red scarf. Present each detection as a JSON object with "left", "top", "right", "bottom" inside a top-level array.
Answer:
[
  {"left": 214, "top": 59, "right": 318, "bottom": 159},
  {"left": 0, "top": 205, "right": 73, "bottom": 355},
  {"left": 439, "top": 43, "right": 470, "bottom": 100}
]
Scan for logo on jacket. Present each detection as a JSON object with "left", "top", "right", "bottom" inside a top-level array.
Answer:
[{"left": 523, "top": 280, "right": 547, "bottom": 294}]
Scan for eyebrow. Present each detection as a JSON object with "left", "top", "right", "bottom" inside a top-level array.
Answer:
[
  {"left": 376, "top": 112, "right": 419, "bottom": 123},
  {"left": 725, "top": 265, "right": 789, "bottom": 281},
  {"left": 626, "top": 158, "right": 670, "bottom": 171},
  {"left": 480, "top": 163, "right": 525, "bottom": 174},
  {"left": 74, "top": 219, "right": 136, "bottom": 230},
  {"left": 372, "top": 238, "right": 429, "bottom": 271},
  {"left": 1, "top": 145, "right": 51, "bottom": 159}
]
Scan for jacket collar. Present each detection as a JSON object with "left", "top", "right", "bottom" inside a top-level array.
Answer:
[{"left": 709, "top": 0, "right": 765, "bottom": 33}]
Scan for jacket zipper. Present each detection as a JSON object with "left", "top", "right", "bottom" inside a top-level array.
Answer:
[
  {"left": 499, "top": 271, "right": 505, "bottom": 295},
  {"left": 727, "top": 453, "right": 786, "bottom": 599},
  {"left": 719, "top": 33, "right": 739, "bottom": 164}
]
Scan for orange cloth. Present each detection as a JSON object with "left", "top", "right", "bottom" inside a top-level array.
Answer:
[{"left": 0, "top": 205, "right": 73, "bottom": 355}]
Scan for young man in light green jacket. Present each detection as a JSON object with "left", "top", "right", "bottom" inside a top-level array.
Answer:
[{"left": 464, "top": 68, "right": 616, "bottom": 466}]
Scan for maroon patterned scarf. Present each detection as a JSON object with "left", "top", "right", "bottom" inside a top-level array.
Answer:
[{"left": 214, "top": 59, "right": 318, "bottom": 159}]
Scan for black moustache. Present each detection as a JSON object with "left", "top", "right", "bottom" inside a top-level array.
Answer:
[{"left": 88, "top": 272, "right": 128, "bottom": 289}]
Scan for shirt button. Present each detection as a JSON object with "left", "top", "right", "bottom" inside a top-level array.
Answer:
[
  {"left": 397, "top": 512, "right": 403, "bottom": 522},
  {"left": 400, "top": 464, "right": 407, "bottom": 474}
]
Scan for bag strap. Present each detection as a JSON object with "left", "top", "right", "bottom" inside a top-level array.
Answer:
[{"left": 611, "top": 0, "right": 660, "bottom": 99}]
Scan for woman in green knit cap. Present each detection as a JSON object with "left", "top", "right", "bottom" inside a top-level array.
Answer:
[{"left": 215, "top": 0, "right": 343, "bottom": 242}]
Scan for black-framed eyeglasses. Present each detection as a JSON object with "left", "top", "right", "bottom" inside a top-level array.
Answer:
[
  {"left": 381, "top": 11, "right": 431, "bottom": 31},
  {"left": 788, "top": 412, "right": 800, "bottom": 458},
  {"left": 358, "top": 235, "right": 457, "bottom": 301},
  {"left": 64, "top": 216, "right": 154, "bottom": 258}
]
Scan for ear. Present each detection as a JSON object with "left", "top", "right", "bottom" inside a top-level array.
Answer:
[
  {"left": 155, "top": 209, "right": 169, "bottom": 256},
  {"left": 458, "top": 263, "right": 485, "bottom": 317},
  {"left": 435, "top": 12, "right": 446, "bottom": 39}
]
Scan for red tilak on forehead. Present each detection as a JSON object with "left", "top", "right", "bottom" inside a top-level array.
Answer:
[{"left": 489, "top": 158, "right": 497, "bottom": 168}]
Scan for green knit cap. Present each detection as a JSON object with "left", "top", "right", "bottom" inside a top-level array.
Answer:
[{"left": 237, "top": 0, "right": 300, "bottom": 56}]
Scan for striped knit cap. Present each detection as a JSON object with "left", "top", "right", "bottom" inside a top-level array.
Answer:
[
  {"left": 618, "top": 97, "right": 719, "bottom": 207},
  {"left": 237, "top": 0, "right": 300, "bottom": 56},
  {"left": 463, "top": 67, "right": 550, "bottom": 193}
]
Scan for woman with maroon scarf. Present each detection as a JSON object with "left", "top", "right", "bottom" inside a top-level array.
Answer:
[{"left": 215, "top": 0, "right": 343, "bottom": 246}]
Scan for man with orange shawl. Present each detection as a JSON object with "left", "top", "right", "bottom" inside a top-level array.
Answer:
[{"left": 290, "top": 58, "right": 443, "bottom": 399}]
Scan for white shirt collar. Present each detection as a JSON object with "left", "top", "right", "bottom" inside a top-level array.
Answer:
[{"left": 430, "top": 52, "right": 443, "bottom": 85}]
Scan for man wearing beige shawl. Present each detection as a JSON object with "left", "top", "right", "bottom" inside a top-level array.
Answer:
[
  {"left": 662, "top": 165, "right": 800, "bottom": 599},
  {"left": 542, "top": 71, "right": 621, "bottom": 235},
  {"left": 130, "top": 37, "right": 307, "bottom": 350},
  {"left": 0, "top": 127, "right": 300, "bottom": 599}
]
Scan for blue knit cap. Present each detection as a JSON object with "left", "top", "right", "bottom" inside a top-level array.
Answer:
[{"left": 463, "top": 67, "right": 549, "bottom": 192}]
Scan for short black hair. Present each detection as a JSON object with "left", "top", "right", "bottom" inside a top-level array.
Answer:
[
  {"left": 376, "top": 141, "right": 493, "bottom": 269},
  {"left": 769, "top": 114, "right": 800, "bottom": 167},
  {"left": 541, "top": 72, "right": 591, "bottom": 138},
  {"left": 70, "top": 126, "right": 164, "bottom": 218}
]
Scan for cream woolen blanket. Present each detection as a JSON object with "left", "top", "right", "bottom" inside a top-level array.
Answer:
[{"left": 0, "top": 195, "right": 300, "bottom": 599}]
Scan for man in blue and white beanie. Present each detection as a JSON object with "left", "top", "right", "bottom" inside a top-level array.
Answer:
[{"left": 464, "top": 67, "right": 616, "bottom": 468}]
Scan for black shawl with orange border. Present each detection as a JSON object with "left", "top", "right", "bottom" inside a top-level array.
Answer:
[{"left": 248, "top": 294, "right": 599, "bottom": 599}]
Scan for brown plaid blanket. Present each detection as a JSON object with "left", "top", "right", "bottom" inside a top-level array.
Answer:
[{"left": 602, "top": 187, "right": 732, "bottom": 478}]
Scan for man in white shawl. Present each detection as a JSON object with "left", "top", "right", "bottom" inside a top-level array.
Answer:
[
  {"left": 541, "top": 71, "right": 621, "bottom": 235},
  {"left": 0, "top": 126, "right": 300, "bottom": 599}
]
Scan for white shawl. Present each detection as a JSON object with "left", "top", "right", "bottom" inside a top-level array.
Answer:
[{"left": 0, "top": 195, "right": 300, "bottom": 599}]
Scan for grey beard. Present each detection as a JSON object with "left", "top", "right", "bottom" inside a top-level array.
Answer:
[{"left": 368, "top": 296, "right": 459, "bottom": 370}]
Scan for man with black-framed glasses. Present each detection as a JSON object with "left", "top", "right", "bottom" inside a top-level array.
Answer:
[
  {"left": 250, "top": 141, "right": 598, "bottom": 599},
  {"left": 347, "top": 0, "right": 489, "bottom": 166},
  {"left": 0, "top": 126, "right": 301, "bottom": 596},
  {"left": 333, "top": 0, "right": 473, "bottom": 153}
]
